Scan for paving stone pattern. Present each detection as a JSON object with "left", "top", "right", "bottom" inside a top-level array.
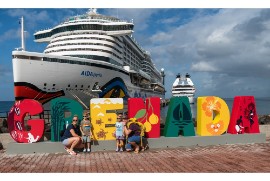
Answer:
[{"left": 0, "top": 142, "right": 270, "bottom": 173}]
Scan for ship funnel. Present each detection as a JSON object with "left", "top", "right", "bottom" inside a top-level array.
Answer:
[{"left": 20, "top": 16, "right": 25, "bottom": 51}]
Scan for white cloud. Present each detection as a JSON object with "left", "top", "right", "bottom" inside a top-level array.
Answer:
[
  {"left": 191, "top": 61, "right": 219, "bottom": 72},
  {"left": 159, "top": 16, "right": 180, "bottom": 24},
  {"left": 139, "top": 9, "right": 270, "bottom": 98},
  {"left": 7, "top": 9, "right": 53, "bottom": 29},
  {"left": 150, "top": 32, "right": 173, "bottom": 43},
  {"left": 0, "top": 29, "right": 20, "bottom": 42}
]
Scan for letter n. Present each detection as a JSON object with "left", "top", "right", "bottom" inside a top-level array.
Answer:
[
  {"left": 163, "top": 96, "right": 195, "bottom": 137},
  {"left": 128, "top": 97, "right": 160, "bottom": 138},
  {"left": 227, "top": 96, "right": 260, "bottom": 134},
  {"left": 197, "top": 96, "right": 230, "bottom": 136},
  {"left": 50, "top": 97, "right": 83, "bottom": 141}
]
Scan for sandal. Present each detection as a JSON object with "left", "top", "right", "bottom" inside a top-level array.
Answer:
[
  {"left": 144, "top": 144, "right": 149, "bottom": 150},
  {"left": 64, "top": 147, "right": 70, "bottom": 153},
  {"left": 141, "top": 144, "right": 149, "bottom": 151},
  {"left": 69, "top": 150, "right": 77, "bottom": 155},
  {"left": 134, "top": 147, "right": 140, "bottom": 153}
]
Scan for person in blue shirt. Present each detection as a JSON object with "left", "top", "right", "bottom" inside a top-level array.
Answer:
[
  {"left": 115, "top": 113, "right": 125, "bottom": 152},
  {"left": 60, "top": 115, "right": 83, "bottom": 155}
]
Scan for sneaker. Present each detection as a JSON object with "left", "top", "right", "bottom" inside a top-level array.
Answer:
[
  {"left": 115, "top": 148, "right": 119, "bottom": 152},
  {"left": 83, "top": 148, "right": 86, "bottom": 153},
  {"left": 87, "top": 148, "right": 91, "bottom": 152},
  {"left": 120, "top": 148, "right": 123, "bottom": 152}
]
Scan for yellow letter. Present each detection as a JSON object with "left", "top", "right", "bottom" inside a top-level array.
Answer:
[
  {"left": 90, "top": 98, "right": 123, "bottom": 140},
  {"left": 197, "top": 96, "right": 230, "bottom": 136}
]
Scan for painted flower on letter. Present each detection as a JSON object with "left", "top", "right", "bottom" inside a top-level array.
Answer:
[
  {"left": 202, "top": 97, "right": 221, "bottom": 117},
  {"left": 206, "top": 120, "right": 224, "bottom": 135}
]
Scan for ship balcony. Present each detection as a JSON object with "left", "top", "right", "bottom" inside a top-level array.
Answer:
[{"left": 106, "top": 30, "right": 133, "bottom": 36}]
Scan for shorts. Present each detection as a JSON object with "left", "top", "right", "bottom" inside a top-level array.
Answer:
[
  {"left": 116, "top": 136, "right": 125, "bottom": 140},
  {"left": 82, "top": 135, "right": 91, "bottom": 143},
  {"left": 125, "top": 135, "right": 141, "bottom": 150},
  {"left": 127, "top": 135, "right": 141, "bottom": 143},
  {"left": 62, "top": 139, "right": 69, "bottom": 146}
]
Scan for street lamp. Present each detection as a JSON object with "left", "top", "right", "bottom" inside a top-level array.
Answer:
[
  {"left": 161, "top": 68, "right": 165, "bottom": 85},
  {"left": 161, "top": 68, "right": 166, "bottom": 96}
]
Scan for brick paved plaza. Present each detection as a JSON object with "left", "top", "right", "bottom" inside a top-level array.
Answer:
[{"left": 0, "top": 141, "right": 270, "bottom": 173}]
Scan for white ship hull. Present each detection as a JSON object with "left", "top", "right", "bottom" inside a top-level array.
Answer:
[{"left": 12, "top": 51, "right": 164, "bottom": 108}]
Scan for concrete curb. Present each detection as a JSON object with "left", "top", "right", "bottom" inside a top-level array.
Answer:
[{"left": 5, "top": 133, "right": 266, "bottom": 155}]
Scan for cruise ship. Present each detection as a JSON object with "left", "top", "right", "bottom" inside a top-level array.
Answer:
[
  {"left": 171, "top": 73, "right": 195, "bottom": 104},
  {"left": 12, "top": 9, "right": 165, "bottom": 109}
]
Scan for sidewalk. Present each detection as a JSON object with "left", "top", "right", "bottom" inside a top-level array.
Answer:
[{"left": 0, "top": 140, "right": 270, "bottom": 173}]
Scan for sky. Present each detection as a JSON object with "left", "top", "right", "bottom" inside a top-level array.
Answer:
[{"left": 1, "top": 2, "right": 270, "bottom": 101}]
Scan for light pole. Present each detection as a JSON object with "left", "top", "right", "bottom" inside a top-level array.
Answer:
[
  {"left": 161, "top": 68, "right": 165, "bottom": 85},
  {"left": 161, "top": 68, "right": 166, "bottom": 96}
]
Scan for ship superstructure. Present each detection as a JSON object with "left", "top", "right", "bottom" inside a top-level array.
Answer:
[
  {"left": 12, "top": 9, "right": 165, "bottom": 109},
  {"left": 171, "top": 73, "right": 195, "bottom": 104}
]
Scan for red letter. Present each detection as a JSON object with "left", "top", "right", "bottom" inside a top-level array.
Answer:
[
  {"left": 128, "top": 97, "right": 160, "bottom": 138},
  {"left": 8, "top": 99, "right": 45, "bottom": 143},
  {"left": 228, "top": 96, "right": 260, "bottom": 134}
]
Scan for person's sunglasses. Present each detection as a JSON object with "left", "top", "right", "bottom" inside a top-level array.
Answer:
[{"left": 73, "top": 119, "right": 78, "bottom": 122}]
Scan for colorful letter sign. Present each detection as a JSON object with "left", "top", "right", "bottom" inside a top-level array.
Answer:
[
  {"left": 163, "top": 96, "right": 195, "bottom": 137},
  {"left": 91, "top": 98, "right": 123, "bottom": 140},
  {"left": 227, "top": 96, "right": 260, "bottom": 134},
  {"left": 128, "top": 97, "right": 160, "bottom": 138},
  {"left": 8, "top": 99, "right": 44, "bottom": 143},
  {"left": 50, "top": 97, "right": 83, "bottom": 141},
  {"left": 197, "top": 96, "right": 230, "bottom": 136}
]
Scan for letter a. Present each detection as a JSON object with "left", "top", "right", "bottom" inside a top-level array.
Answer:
[
  {"left": 227, "top": 96, "right": 260, "bottom": 134},
  {"left": 163, "top": 96, "right": 195, "bottom": 137}
]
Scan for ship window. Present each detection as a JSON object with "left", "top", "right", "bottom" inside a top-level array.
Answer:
[
  {"left": 81, "top": 85, "right": 83, "bottom": 88},
  {"left": 75, "top": 85, "right": 77, "bottom": 88},
  {"left": 44, "top": 83, "right": 47, "bottom": 86},
  {"left": 68, "top": 84, "right": 70, "bottom": 87},
  {"left": 53, "top": 84, "right": 55, "bottom": 86}
]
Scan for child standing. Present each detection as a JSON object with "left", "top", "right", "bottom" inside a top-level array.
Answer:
[
  {"left": 80, "top": 114, "right": 93, "bottom": 153},
  {"left": 115, "top": 113, "right": 125, "bottom": 152}
]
